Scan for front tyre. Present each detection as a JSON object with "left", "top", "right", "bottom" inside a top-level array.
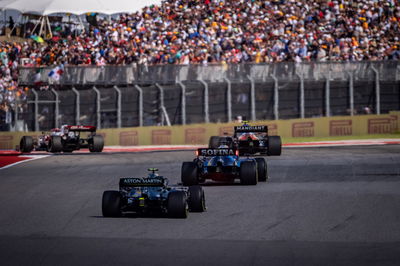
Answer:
[
  {"left": 168, "top": 191, "right": 188, "bottom": 218},
  {"left": 89, "top": 135, "right": 104, "bottom": 152},
  {"left": 240, "top": 161, "right": 258, "bottom": 185},
  {"left": 188, "top": 186, "right": 206, "bottom": 212},
  {"left": 102, "top": 191, "right": 122, "bottom": 217},
  {"left": 255, "top": 158, "right": 268, "bottom": 182},
  {"left": 181, "top": 162, "right": 198, "bottom": 186}
]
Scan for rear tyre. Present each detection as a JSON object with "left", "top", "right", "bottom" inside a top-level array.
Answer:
[
  {"left": 255, "top": 158, "right": 268, "bottom": 182},
  {"left": 181, "top": 162, "right": 198, "bottom": 186},
  {"left": 102, "top": 190, "right": 122, "bottom": 217},
  {"left": 267, "top": 136, "right": 282, "bottom": 156},
  {"left": 20, "top": 136, "right": 33, "bottom": 153},
  {"left": 209, "top": 136, "right": 220, "bottom": 148},
  {"left": 89, "top": 135, "right": 104, "bottom": 152},
  {"left": 240, "top": 161, "right": 258, "bottom": 185},
  {"left": 188, "top": 186, "right": 206, "bottom": 212},
  {"left": 168, "top": 191, "right": 188, "bottom": 218},
  {"left": 49, "top": 136, "right": 63, "bottom": 153}
]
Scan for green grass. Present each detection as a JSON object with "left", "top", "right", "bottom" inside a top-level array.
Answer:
[{"left": 282, "top": 133, "right": 400, "bottom": 144}]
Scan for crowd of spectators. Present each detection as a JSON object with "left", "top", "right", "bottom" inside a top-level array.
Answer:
[
  {"left": 0, "top": 41, "right": 28, "bottom": 130},
  {"left": 0, "top": 0, "right": 399, "bottom": 129},
  {"left": 16, "top": 0, "right": 400, "bottom": 66}
]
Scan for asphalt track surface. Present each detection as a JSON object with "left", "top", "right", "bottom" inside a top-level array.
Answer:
[{"left": 1, "top": 145, "right": 400, "bottom": 266}]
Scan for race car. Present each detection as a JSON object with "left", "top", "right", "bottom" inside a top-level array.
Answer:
[
  {"left": 102, "top": 168, "right": 206, "bottom": 218},
  {"left": 19, "top": 125, "right": 104, "bottom": 153},
  {"left": 234, "top": 124, "right": 281, "bottom": 156},
  {"left": 181, "top": 147, "right": 268, "bottom": 186},
  {"left": 208, "top": 122, "right": 282, "bottom": 156}
]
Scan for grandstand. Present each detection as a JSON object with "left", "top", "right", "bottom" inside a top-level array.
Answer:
[{"left": 0, "top": 0, "right": 399, "bottom": 130}]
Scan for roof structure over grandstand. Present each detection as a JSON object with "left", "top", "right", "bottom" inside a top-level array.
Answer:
[{"left": 0, "top": 0, "right": 162, "bottom": 15}]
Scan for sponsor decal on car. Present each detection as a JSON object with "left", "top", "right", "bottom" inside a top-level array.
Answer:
[
  {"left": 234, "top": 126, "right": 267, "bottom": 132},
  {"left": 198, "top": 148, "right": 236, "bottom": 156},
  {"left": 120, "top": 177, "right": 164, "bottom": 186}
]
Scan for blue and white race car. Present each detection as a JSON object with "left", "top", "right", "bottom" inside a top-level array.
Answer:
[
  {"left": 181, "top": 147, "right": 268, "bottom": 186},
  {"left": 102, "top": 168, "right": 206, "bottom": 218}
]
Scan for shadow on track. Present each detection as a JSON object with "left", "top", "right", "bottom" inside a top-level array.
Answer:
[
  {"left": 199, "top": 181, "right": 244, "bottom": 187},
  {"left": 90, "top": 213, "right": 171, "bottom": 219}
]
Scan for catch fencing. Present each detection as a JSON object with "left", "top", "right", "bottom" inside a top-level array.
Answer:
[{"left": 13, "top": 61, "right": 400, "bottom": 131}]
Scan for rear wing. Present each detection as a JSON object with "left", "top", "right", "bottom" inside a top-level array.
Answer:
[
  {"left": 234, "top": 126, "right": 268, "bottom": 133},
  {"left": 119, "top": 177, "right": 165, "bottom": 187},
  {"left": 197, "top": 148, "right": 237, "bottom": 157},
  {"left": 64, "top": 125, "right": 96, "bottom": 132}
]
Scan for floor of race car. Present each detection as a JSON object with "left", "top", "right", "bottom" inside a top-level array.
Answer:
[{"left": 0, "top": 145, "right": 400, "bottom": 265}]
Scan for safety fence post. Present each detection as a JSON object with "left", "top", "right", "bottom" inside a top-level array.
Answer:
[
  {"left": 113, "top": 86, "right": 122, "bottom": 128},
  {"left": 297, "top": 73, "right": 305, "bottom": 118},
  {"left": 155, "top": 83, "right": 171, "bottom": 126},
  {"left": 177, "top": 81, "right": 186, "bottom": 125},
  {"left": 223, "top": 77, "right": 232, "bottom": 123},
  {"left": 271, "top": 74, "right": 279, "bottom": 120},
  {"left": 325, "top": 71, "right": 331, "bottom": 117},
  {"left": 348, "top": 72, "right": 354, "bottom": 116},
  {"left": 51, "top": 88, "right": 60, "bottom": 128},
  {"left": 199, "top": 79, "right": 209, "bottom": 123},
  {"left": 72, "top": 87, "right": 80, "bottom": 124},
  {"left": 247, "top": 75, "right": 256, "bottom": 121},
  {"left": 371, "top": 66, "right": 381, "bottom": 115},
  {"left": 134, "top": 85, "right": 143, "bottom": 127},
  {"left": 92, "top": 86, "right": 101, "bottom": 129},
  {"left": 31, "top": 89, "right": 39, "bottom": 132},
  {"left": 12, "top": 101, "right": 18, "bottom": 132}
]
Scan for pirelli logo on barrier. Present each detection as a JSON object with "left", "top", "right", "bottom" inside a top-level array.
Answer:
[
  {"left": 185, "top": 128, "right": 206, "bottom": 144},
  {"left": 119, "top": 131, "right": 138, "bottom": 146},
  {"left": 368, "top": 117, "right": 397, "bottom": 134},
  {"left": 0, "top": 135, "right": 13, "bottom": 149},
  {"left": 152, "top": 130, "right": 171, "bottom": 145},
  {"left": 292, "top": 122, "right": 314, "bottom": 137},
  {"left": 330, "top": 120, "right": 352, "bottom": 136}
]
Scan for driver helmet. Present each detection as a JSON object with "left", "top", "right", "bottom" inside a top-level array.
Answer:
[
  {"left": 218, "top": 139, "right": 230, "bottom": 148},
  {"left": 61, "top": 125, "right": 69, "bottom": 135}
]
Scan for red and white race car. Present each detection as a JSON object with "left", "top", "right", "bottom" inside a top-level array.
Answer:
[{"left": 19, "top": 125, "right": 104, "bottom": 153}]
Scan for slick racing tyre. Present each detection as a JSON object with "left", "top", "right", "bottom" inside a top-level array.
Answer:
[
  {"left": 255, "top": 158, "right": 268, "bottom": 182},
  {"left": 209, "top": 136, "right": 220, "bottom": 148},
  {"left": 49, "top": 136, "right": 63, "bottom": 153},
  {"left": 181, "top": 162, "right": 199, "bottom": 186},
  {"left": 188, "top": 186, "right": 206, "bottom": 212},
  {"left": 102, "top": 190, "right": 122, "bottom": 217},
  {"left": 240, "top": 161, "right": 258, "bottom": 185},
  {"left": 168, "top": 191, "right": 188, "bottom": 218},
  {"left": 267, "top": 136, "right": 282, "bottom": 156},
  {"left": 89, "top": 135, "right": 104, "bottom": 152},
  {"left": 20, "top": 136, "right": 34, "bottom": 153}
]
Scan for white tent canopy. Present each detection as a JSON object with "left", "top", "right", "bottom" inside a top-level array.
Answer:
[{"left": 0, "top": 0, "right": 162, "bottom": 15}]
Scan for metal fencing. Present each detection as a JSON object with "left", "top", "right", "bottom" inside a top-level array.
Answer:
[{"left": 12, "top": 61, "right": 400, "bottom": 131}]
